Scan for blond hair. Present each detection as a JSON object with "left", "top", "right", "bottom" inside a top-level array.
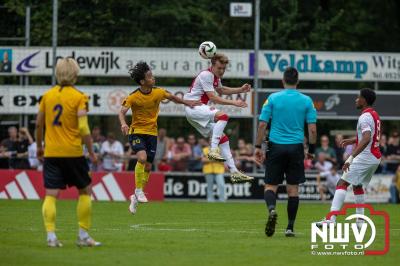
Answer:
[
  {"left": 211, "top": 53, "right": 229, "bottom": 65},
  {"left": 55, "top": 58, "right": 79, "bottom": 86}
]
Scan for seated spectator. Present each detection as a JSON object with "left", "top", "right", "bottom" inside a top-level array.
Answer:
[
  {"left": 1, "top": 126, "right": 19, "bottom": 169},
  {"left": 315, "top": 135, "right": 337, "bottom": 163},
  {"left": 15, "top": 127, "right": 33, "bottom": 169},
  {"left": 315, "top": 153, "right": 333, "bottom": 176},
  {"left": 101, "top": 133, "right": 124, "bottom": 172},
  {"left": 187, "top": 134, "right": 203, "bottom": 172},
  {"left": 235, "top": 139, "right": 254, "bottom": 172},
  {"left": 171, "top": 137, "right": 192, "bottom": 171},
  {"left": 154, "top": 128, "right": 170, "bottom": 170},
  {"left": 158, "top": 158, "right": 173, "bottom": 172},
  {"left": 317, "top": 164, "right": 340, "bottom": 201},
  {"left": 0, "top": 144, "right": 9, "bottom": 169},
  {"left": 386, "top": 131, "right": 400, "bottom": 173},
  {"left": 390, "top": 165, "right": 400, "bottom": 203},
  {"left": 92, "top": 126, "right": 106, "bottom": 144},
  {"left": 377, "top": 133, "right": 389, "bottom": 173}
]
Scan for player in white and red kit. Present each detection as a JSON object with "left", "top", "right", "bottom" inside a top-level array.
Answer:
[
  {"left": 316, "top": 88, "right": 381, "bottom": 226},
  {"left": 184, "top": 53, "right": 254, "bottom": 182}
]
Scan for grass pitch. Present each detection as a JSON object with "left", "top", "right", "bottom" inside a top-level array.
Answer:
[{"left": 0, "top": 200, "right": 398, "bottom": 266}]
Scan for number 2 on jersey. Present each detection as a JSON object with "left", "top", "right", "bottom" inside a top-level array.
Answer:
[{"left": 52, "top": 104, "right": 63, "bottom": 126}]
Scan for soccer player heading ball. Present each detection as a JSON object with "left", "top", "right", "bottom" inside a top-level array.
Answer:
[
  {"left": 119, "top": 61, "right": 200, "bottom": 214},
  {"left": 183, "top": 53, "right": 254, "bottom": 183}
]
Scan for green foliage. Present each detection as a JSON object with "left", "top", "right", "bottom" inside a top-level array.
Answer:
[{"left": 2, "top": 0, "right": 398, "bottom": 51}]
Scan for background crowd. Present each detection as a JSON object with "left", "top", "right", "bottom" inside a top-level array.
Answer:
[{"left": 1, "top": 126, "right": 400, "bottom": 203}]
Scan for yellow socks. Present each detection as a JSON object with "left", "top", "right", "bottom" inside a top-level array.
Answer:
[
  {"left": 42, "top": 195, "right": 57, "bottom": 233},
  {"left": 143, "top": 171, "right": 150, "bottom": 189},
  {"left": 77, "top": 195, "right": 92, "bottom": 231},
  {"left": 135, "top": 162, "right": 145, "bottom": 190}
]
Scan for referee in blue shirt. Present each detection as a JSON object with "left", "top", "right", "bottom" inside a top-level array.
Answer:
[{"left": 254, "top": 67, "right": 317, "bottom": 237}]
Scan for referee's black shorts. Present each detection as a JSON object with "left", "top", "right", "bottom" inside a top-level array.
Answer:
[
  {"left": 264, "top": 142, "right": 305, "bottom": 185},
  {"left": 43, "top": 157, "right": 91, "bottom": 189}
]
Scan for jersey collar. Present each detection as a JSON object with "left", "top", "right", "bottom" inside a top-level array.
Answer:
[{"left": 362, "top": 107, "right": 374, "bottom": 114}]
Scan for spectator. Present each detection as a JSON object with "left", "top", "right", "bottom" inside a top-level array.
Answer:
[
  {"left": 390, "top": 165, "right": 400, "bottom": 203},
  {"left": 333, "top": 134, "right": 345, "bottom": 167},
  {"left": 171, "top": 137, "right": 191, "bottom": 171},
  {"left": 100, "top": 133, "right": 124, "bottom": 172},
  {"left": 1, "top": 126, "right": 19, "bottom": 169},
  {"left": 377, "top": 134, "right": 389, "bottom": 174},
  {"left": 315, "top": 135, "right": 337, "bottom": 163},
  {"left": 315, "top": 153, "right": 333, "bottom": 176},
  {"left": 158, "top": 158, "right": 173, "bottom": 172},
  {"left": 235, "top": 139, "right": 254, "bottom": 172},
  {"left": 154, "top": 128, "right": 170, "bottom": 169},
  {"left": 15, "top": 127, "right": 33, "bottom": 169},
  {"left": 0, "top": 143, "right": 9, "bottom": 169},
  {"left": 187, "top": 134, "right": 203, "bottom": 172},
  {"left": 317, "top": 164, "right": 340, "bottom": 201},
  {"left": 202, "top": 140, "right": 226, "bottom": 202},
  {"left": 92, "top": 126, "right": 105, "bottom": 144},
  {"left": 386, "top": 131, "right": 400, "bottom": 173}
]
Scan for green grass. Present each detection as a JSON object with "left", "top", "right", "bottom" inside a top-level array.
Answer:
[{"left": 0, "top": 200, "right": 398, "bottom": 266}]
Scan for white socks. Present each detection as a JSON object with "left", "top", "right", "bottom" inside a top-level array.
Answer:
[
  {"left": 330, "top": 187, "right": 347, "bottom": 222},
  {"left": 47, "top": 232, "right": 57, "bottom": 241},
  {"left": 354, "top": 187, "right": 365, "bottom": 216},
  {"left": 211, "top": 120, "right": 227, "bottom": 149},
  {"left": 79, "top": 228, "right": 89, "bottom": 240},
  {"left": 219, "top": 141, "right": 238, "bottom": 173}
]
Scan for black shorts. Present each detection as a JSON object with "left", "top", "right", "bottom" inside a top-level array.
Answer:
[
  {"left": 265, "top": 142, "right": 305, "bottom": 185},
  {"left": 128, "top": 134, "right": 157, "bottom": 163},
  {"left": 43, "top": 157, "right": 91, "bottom": 189}
]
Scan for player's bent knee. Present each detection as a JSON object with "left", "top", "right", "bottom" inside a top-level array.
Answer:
[
  {"left": 79, "top": 186, "right": 91, "bottom": 195},
  {"left": 215, "top": 112, "right": 229, "bottom": 122}
]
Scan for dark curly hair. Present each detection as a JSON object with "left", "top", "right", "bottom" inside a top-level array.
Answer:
[
  {"left": 128, "top": 61, "right": 150, "bottom": 85},
  {"left": 360, "top": 88, "right": 376, "bottom": 106}
]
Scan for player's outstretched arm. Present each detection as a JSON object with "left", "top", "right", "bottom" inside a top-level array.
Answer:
[
  {"left": 119, "top": 106, "right": 130, "bottom": 135},
  {"left": 205, "top": 91, "right": 247, "bottom": 107},
  {"left": 165, "top": 93, "right": 201, "bottom": 108},
  {"left": 215, "top": 83, "right": 251, "bottom": 95}
]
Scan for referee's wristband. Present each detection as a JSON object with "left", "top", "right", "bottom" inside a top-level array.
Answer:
[
  {"left": 308, "top": 143, "right": 316, "bottom": 154},
  {"left": 255, "top": 145, "right": 262, "bottom": 149}
]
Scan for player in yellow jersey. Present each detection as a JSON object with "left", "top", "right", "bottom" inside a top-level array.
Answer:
[
  {"left": 119, "top": 61, "right": 199, "bottom": 214},
  {"left": 36, "top": 58, "right": 100, "bottom": 247}
]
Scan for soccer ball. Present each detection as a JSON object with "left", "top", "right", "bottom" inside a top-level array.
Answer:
[{"left": 198, "top": 41, "right": 217, "bottom": 59}]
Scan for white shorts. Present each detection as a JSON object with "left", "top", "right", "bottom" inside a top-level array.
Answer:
[
  {"left": 185, "top": 105, "right": 219, "bottom": 137},
  {"left": 341, "top": 157, "right": 381, "bottom": 186}
]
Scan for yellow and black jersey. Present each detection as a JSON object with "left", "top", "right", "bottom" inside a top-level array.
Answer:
[
  {"left": 122, "top": 87, "right": 170, "bottom": 136},
  {"left": 39, "top": 85, "right": 89, "bottom": 157}
]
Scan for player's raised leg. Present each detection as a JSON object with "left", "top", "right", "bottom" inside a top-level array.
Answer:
[
  {"left": 208, "top": 112, "right": 228, "bottom": 162},
  {"left": 218, "top": 134, "right": 254, "bottom": 182},
  {"left": 42, "top": 189, "right": 62, "bottom": 247},
  {"left": 76, "top": 186, "right": 101, "bottom": 247}
]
